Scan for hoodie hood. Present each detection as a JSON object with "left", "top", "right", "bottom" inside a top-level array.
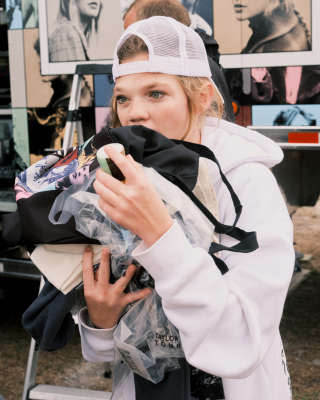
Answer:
[{"left": 201, "top": 118, "right": 283, "bottom": 180}]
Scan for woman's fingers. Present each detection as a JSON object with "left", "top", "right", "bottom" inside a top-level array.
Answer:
[
  {"left": 123, "top": 287, "right": 152, "bottom": 306},
  {"left": 104, "top": 146, "right": 140, "bottom": 182},
  {"left": 115, "top": 264, "right": 138, "bottom": 292},
  {"left": 127, "top": 154, "right": 143, "bottom": 170},
  {"left": 82, "top": 246, "right": 95, "bottom": 290},
  {"left": 94, "top": 176, "right": 121, "bottom": 204},
  {"left": 96, "top": 248, "right": 110, "bottom": 286}
]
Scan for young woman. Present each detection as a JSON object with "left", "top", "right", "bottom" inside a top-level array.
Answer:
[
  {"left": 79, "top": 16, "right": 294, "bottom": 400},
  {"left": 232, "top": 0, "right": 311, "bottom": 53},
  {"left": 49, "top": 0, "right": 102, "bottom": 62}
]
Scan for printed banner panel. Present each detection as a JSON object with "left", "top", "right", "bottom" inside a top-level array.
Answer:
[
  {"left": 6, "top": 0, "right": 22, "bottom": 29},
  {"left": 22, "top": 0, "right": 38, "bottom": 29},
  {"left": 27, "top": 106, "right": 96, "bottom": 163},
  {"left": 8, "top": 29, "right": 27, "bottom": 107},
  {"left": 39, "top": 0, "right": 123, "bottom": 74},
  {"left": 226, "top": 66, "right": 320, "bottom": 106},
  {"left": 95, "top": 107, "right": 110, "bottom": 133},
  {"left": 252, "top": 104, "right": 320, "bottom": 126},
  {"left": 24, "top": 29, "right": 94, "bottom": 108},
  {"left": 216, "top": 0, "right": 320, "bottom": 68},
  {"left": 12, "top": 108, "right": 29, "bottom": 166},
  {"left": 94, "top": 74, "right": 114, "bottom": 107}
]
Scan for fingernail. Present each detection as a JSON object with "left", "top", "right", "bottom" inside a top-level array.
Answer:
[{"left": 85, "top": 245, "right": 92, "bottom": 252}]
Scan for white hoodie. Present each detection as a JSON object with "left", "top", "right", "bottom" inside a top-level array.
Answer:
[{"left": 78, "top": 118, "right": 295, "bottom": 400}]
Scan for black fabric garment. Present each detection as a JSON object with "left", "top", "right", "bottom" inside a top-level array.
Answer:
[
  {"left": 134, "top": 359, "right": 191, "bottom": 400},
  {"left": 134, "top": 352, "right": 225, "bottom": 400},
  {"left": 190, "top": 368, "right": 225, "bottom": 400},
  {"left": 22, "top": 278, "right": 76, "bottom": 351},
  {"left": 18, "top": 190, "right": 100, "bottom": 246},
  {"left": 1, "top": 211, "right": 21, "bottom": 247},
  {"left": 98, "top": 125, "right": 201, "bottom": 192},
  {"left": 195, "top": 28, "right": 235, "bottom": 122}
]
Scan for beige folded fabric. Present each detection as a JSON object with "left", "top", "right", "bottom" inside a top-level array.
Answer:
[{"left": 30, "top": 244, "right": 104, "bottom": 294}]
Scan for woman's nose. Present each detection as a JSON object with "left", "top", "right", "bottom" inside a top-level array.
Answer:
[{"left": 128, "top": 99, "right": 149, "bottom": 123}]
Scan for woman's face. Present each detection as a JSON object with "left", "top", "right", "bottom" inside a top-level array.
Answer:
[
  {"left": 114, "top": 54, "right": 196, "bottom": 142},
  {"left": 232, "top": 0, "right": 270, "bottom": 21},
  {"left": 75, "top": 0, "right": 101, "bottom": 18}
]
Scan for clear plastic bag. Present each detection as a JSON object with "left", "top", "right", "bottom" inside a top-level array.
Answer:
[
  {"left": 114, "top": 291, "right": 183, "bottom": 381},
  {"left": 48, "top": 166, "right": 215, "bottom": 384},
  {"left": 49, "top": 167, "right": 215, "bottom": 280}
]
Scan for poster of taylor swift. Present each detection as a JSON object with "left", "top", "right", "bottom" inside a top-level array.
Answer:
[
  {"left": 38, "top": 0, "right": 124, "bottom": 75},
  {"left": 214, "top": 0, "right": 320, "bottom": 69}
]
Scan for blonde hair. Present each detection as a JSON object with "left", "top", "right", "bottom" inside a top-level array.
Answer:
[{"left": 109, "top": 35, "right": 224, "bottom": 134}]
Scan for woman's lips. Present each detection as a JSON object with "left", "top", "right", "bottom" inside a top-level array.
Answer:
[{"left": 233, "top": 4, "right": 247, "bottom": 12}]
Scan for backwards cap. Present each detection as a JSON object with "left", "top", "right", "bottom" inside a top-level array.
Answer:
[{"left": 113, "top": 16, "right": 213, "bottom": 80}]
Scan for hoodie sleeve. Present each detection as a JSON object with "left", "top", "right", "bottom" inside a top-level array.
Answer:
[
  {"left": 132, "top": 162, "right": 295, "bottom": 379},
  {"left": 77, "top": 307, "right": 116, "bottom": 362}
]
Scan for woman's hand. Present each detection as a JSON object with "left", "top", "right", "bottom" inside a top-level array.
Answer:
[
  {"left": 93, "top": 146, "right": 173, "bottom": 247},
  {"left": 82, "top": 246, "right": 152, "bottom": 329}
]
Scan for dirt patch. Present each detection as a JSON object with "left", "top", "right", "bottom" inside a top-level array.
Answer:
[{"left": 280, "top": 199, "right": 320, "bottom": 400}]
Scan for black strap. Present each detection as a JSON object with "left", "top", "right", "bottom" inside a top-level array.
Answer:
[
  {"left": 211, "top": 254, "right": 229, "bottom": 275},
  {"left": 168, "top": 141, "right": 259, "bottom": 271},
  {"left": 175, "top": 140, "right": 243, "bottom": 227}
]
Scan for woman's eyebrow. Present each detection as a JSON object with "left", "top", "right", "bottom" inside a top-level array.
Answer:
[{"left": 114, "top": 82, "right": 170, "bottom": 93}]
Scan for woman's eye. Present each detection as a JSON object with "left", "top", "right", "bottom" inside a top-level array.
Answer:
[
  {"left": 149, "top": 91, "right": 164, "bottom": 99},
  {"left": 116, "top": 95, "right": 128, "bottom": 104}
]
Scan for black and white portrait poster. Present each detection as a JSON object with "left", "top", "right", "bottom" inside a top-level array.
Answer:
[
  {"left": 215, "top": 0, "right": 320, "bottom": 68},
  {"left": 39, "top": 0, "right": 123, "bottom": 74}
]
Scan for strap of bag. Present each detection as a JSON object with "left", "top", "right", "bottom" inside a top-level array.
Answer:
[
  {"left": 166, "top": 141, "right": 259, "bottom": 274},
  {"left": 176, "top": 141, "right": 242, "bottom": 227}
]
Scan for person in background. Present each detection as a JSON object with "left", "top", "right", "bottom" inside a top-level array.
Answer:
[
  {"left": 123, "top": 0, "right": 235, "bottom": 121},
  {"left": 48, "top": 0, "right": 103, "bottom": 62},
  {"left": 232, "top": 0, "right": 311, "bottom": 53},
  {"left": 78, "top": 15, "right": 294, "bottom": 400}
]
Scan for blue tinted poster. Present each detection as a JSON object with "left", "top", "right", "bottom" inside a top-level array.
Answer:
[
  {"left": 252, "top": 105, "right": 320, "bottom": 126},
  {"left": 6, "top": 0, "right": 22, "bottom": 29},
  {"left": 94, "top": 74, "right": 114, "bottom": 107}
]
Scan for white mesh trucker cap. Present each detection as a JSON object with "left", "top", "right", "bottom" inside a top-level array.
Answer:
[{"left": 112, "top": 16, "right": 222, "bottom": 97}]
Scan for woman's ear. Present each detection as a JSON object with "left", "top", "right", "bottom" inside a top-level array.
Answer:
[{"left": 197, "top": 82, "right": 215, "bottom": 114}]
